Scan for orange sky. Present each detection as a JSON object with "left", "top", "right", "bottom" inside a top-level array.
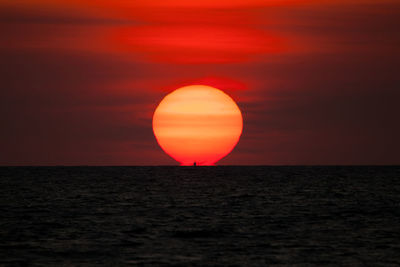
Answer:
[{"left": 1, "top": 0, "right": 399, "bottom": 165}]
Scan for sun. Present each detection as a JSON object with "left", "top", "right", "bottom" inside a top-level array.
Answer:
[{"left": 152, "top": 85, "right": 243, "bottom": 165}]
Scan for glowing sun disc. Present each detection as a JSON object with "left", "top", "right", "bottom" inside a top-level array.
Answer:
[{"left": 152, "top": 85, "right": 243, "bottom": 165}]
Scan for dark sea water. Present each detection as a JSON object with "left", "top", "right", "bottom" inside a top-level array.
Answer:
[{"left": 1, "top": 166, "right": 400, "bottom": 266}]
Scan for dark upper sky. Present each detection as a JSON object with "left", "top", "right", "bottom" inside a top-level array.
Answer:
[{"left": 1, "top": 0, "right": 399, "bottom": 165}]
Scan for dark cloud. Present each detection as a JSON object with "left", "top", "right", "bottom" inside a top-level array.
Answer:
[
  {"left": 0, "top": 50, "right": 167, "bottom": 165},
  {"left": 0, "top": 7, "right": 140, "bottom": 25},
  {"left": 226, "top": 51, "right": 400, "bottom": 165}
]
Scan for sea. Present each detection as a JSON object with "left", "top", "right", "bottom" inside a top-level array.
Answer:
[{"left": 0, "top": 166, "right": 399, "bottom": 266}]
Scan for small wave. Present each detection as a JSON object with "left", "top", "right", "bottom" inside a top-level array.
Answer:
[{"left": 172, "top": 228, "right": 226, "bottom": 239}]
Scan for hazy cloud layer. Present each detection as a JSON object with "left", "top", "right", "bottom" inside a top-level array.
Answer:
[{"left": 1, "top": 1, "right": 399, "bottom": 165}]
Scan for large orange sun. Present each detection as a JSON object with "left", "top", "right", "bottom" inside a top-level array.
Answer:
[{"left": 152, "top": 85, "right": 243, "bottom": 165}]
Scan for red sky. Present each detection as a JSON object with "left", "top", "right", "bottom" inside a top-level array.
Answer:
[{"left": 1, "top": 0, "right": 399, "bottom": 165}]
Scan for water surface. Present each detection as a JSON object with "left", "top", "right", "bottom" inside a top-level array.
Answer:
[{"left": 1, "top": 166, "right": 399, "bottom": 266}]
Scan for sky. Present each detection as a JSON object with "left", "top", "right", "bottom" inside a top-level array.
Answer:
[{"left": 1, "top": 0, "right": 399, "bottom": 165}]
